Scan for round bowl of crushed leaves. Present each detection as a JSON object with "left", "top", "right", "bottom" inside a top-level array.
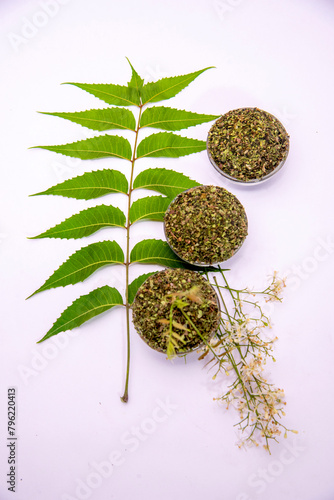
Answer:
[{"left": 207, "top": 108, "right": 289, "bottom": 183}]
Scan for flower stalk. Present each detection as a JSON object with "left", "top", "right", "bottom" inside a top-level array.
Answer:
[{"left": 199, "top": 268, "right": 296, "bottom": 453}]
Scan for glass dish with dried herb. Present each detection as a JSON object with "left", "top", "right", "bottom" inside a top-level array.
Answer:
[
  {"left": 164, "top": 185, "right": 248, "bottom": 266},
  {"left": 207, "top": 107, "right": 289, "bottom": 183},
  {"left": 131, "top": 268, "right": 221, "bottom": 358}
]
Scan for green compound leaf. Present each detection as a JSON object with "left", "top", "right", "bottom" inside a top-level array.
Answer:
[
  {"left": 37, "top": 286, "right": 124, "bottom": 342},
  {"left": 40, "top": 108, "right": 136, "bottom": 132},
  {"left": 28, "top": 241, "right": 124, "bottom": 298},
  {"left": 31, "top": 169, "right": 128, "bottom": 200},
  {"left": 128, "top": 272, "right": 155, "bottom": 305},
  {"left": 140, "top": 106, "right": 219, "bottom": 131},
  {"left": 32, "top": 135, "right": 132, "bottom": 161},
  {"left": 30, "top": 205, "right": 126, "bottom": 240},
  {"left": 126, "top": 58, "right": 144, "bottom": 95},
  {"left": 64, "top": 82, "right": 141, "bottom": 106},
  {"left": 136, "top": 132, "right": 206, "bottom": 159},
  {"left": 130, "top": 239, "right": 188, "bottom": 268},
  {"left": 133, "top": 168, "right": 200, "bottom": 198},
  {"left": 140, "top": 67, "right": 213, "bottom": 105},
  {"left": 129, "top": 196, "right": 171, "bottom": 224}
]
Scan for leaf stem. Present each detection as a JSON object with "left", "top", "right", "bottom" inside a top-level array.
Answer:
[{"left": 121, "top": 103, "right": 143, "bottom": 403}]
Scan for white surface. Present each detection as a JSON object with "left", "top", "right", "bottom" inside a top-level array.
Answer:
[{"left": 1, "top": 1, "right": 334, "bottom": 499}]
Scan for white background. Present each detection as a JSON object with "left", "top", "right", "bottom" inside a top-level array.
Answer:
[{"left": 1, "top": 0, "right": 334, "bottom": 499}]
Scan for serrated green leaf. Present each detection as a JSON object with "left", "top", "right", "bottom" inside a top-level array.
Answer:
[
  {"left": 126, "top": 58, "right": 144, "bottom": 94},
  {"left": 130, "top": 239, "right": 219, "bottom": 273},
  {"left": 133, "top": 168, "right": 200, "bottom": 198},
  {"left": 140, "top": 67, "right": 213, "bottom": 105},
  {"left": 130, "top": 239, "right": 187, "bottom": 268},
  {"left": 136, "top": 132, "right": 206, "bottom": 159},
  {"left": 28, "top": 241, "right": 124, "bottom": 298},
  {"left": 33, "top": 135, "right": 132, "bottom": 161},
  {"left": 64, "top": 82, "right": 140, "bottom": 106},
  {"left": 31, "top": 169, "right": 128, "bottom": 200},
  {"left": 30, "top": 205, "right": 126, "bottom": 240},
  {"left": 40, "top": 108, "right": 136, "bottom": 132},
  {"left": 140, "top": 106, "right": 219, "bottom": 131},
  {"left": 129, "top": 196, "right": 171, "bottom": 224},
  {"left": 128, "top": 272, "right": 155, "bottom": 304},
  {"left": 37, "top": 286, "right": 123, "bottom": 342}
]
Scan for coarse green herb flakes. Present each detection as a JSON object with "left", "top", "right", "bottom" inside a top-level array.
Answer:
[
  {"left": 164, "top": 185, "right": 248, "bottom": 265},
  {"left": 132, "top": 268, "right": 220, "bottom": 354},
  {"left": 207, "top": 108, "right": 289, "bottom": 182}
]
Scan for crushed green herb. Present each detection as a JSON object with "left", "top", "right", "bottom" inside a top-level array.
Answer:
[
  {"left": 207, "top": 108, "right": 289, "bottom": 182},
  {"left": 164, "top": 185, "right": 248, "bottom": 265},
  {"left": 132, "top": 268, "right": 220, "bottom": 355}
]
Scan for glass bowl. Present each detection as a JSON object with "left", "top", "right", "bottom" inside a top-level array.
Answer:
[
  {"left": 163, "top": 185, "right": 248, "bottom": 267},
  {"left": 131, "top": 268, "right": 221, "bottom": 356},
  {"left": 207, "top": 107, "right": 290, "bottom": 184}
]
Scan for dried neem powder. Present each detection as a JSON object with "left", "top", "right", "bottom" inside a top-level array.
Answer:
[
  {"left": 207, "top": 108, "right": 289, "bottom": 183},
  {"left": 132, "top": 268, "right": 220, "bottom": 354},
  {"left": 164, "top": 185, "right": 248, "bottom": 265}
]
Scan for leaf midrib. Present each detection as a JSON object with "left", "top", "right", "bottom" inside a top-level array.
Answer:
[
  {"left": 49, "top": 301, "right": 122, "bottom": 335},
  {"left": 93, "top": 91, "right": 136, "bottom": 106},
  {"left": 142, "top": 74, "right": 200, "bottom": 105},
  {"left": 141, "top": 117, "right": 212, "bottom": 127},
  {"left": 132, "top": 256, "right": 180, "bottom": 264},
  {"left": 39, "top": 258, "right": 124, "bottom": 290},
  {"left": 133, "top": 182, "right": 195, "bottom": 191},
  {"left": 65, "top": 83, "right": 139, "bottom": 107},
  {"left": 136, "top": 144, "right": 204, "bottom": 159},
  {"left": 48, "top": 186, "right": 126, "bottom": 194},
  {"left": 49, "top": 146, "right": 131, "bottom": 161},
  {"left": 40, "top": 221, "right": 125, "bottom": 237},
  {"left": 63, "top": 115, "right": 134, "bottom": 130},
  {"left": 132, "top": 210, "right": 165, "bottom": 222}
]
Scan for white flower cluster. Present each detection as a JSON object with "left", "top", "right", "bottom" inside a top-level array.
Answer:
[
  {"left": 202, "top": 270, "right": 296, "bottom": 453},
  {"left": 265, "top": 271, "right": 286, "bottom": 302}
]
